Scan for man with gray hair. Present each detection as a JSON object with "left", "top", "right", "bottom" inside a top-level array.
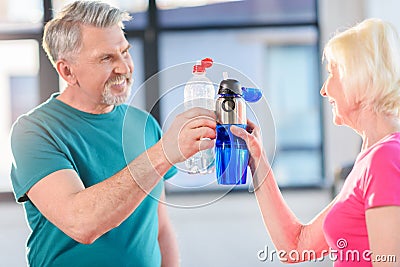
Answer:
[{"left": 9, "top": 1, "right": 216, "bottom": 266}]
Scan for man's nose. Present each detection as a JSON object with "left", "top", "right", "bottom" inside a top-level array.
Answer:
[{"left": 115, "top": 57, "right": 133, "bottom": 74}]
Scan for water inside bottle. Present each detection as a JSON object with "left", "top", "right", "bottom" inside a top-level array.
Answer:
[
  {"left": 185, "top": 148, "right": 215, "bottom": 174},
  {"left": 215, "top": 124, "right": 249, "bottom": 185},
  {"left": 184, "top": 97, "right": 216, "bottom": 174}
]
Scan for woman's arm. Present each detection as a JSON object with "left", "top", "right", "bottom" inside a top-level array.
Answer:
[
  {"left": 231, "top": 121, "right": 332, "bottom": 262},
  {"left": 366, "top": 206, "right": 400, "bottom": 267}
]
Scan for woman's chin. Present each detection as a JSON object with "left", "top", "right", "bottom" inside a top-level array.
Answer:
[{"left": 333, "top": 115, "right": 344, "bottom": 126}]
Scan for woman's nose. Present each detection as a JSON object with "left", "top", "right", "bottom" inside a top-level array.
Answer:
[{"left": 320, "top": 82, "right": 327, "bottom": 97}]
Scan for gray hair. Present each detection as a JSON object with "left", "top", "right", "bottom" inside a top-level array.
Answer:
[{"left": 43, "top": 1, "right": 131, "bottom": 67}]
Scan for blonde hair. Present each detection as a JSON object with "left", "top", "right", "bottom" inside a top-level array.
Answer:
[
  {"left": 43, "top": 1, "right": 131, "bottom": 67},
  {"left": 323, "top": 18, "right": 400, "bottom": 117}
]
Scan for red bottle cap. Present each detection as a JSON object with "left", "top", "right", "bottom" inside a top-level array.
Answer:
[
  {"left": 201, "top": 58, "right": 213, "bottom": 68},
  {"left": 193, "top": 58, "right": 213, "bottom": 73},
  {"left": 193, "top": 64, "right": 205, "bottom": 73}
]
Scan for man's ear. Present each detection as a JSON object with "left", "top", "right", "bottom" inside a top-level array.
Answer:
[{"left": 56, "top": 59, "right": 77, "bottom": 86}]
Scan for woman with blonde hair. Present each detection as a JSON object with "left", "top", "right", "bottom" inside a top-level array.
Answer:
[{"left": 232, "top": 18, "right": 400, "bottom": 266}]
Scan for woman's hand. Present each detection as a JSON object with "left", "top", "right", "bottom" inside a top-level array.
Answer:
[{"left": 230, "top": 120, "right": 271, "bottom": 188}]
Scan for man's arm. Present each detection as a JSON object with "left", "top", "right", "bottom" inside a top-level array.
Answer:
[
  {"left": 158, "top": 190, "right": 180, "bottom": 267},
  {"left": 26, "top": 108, "right": 216, "bottom": 244},
  {"left": 27, "top": 142, "right": 170, "bottom": 244}
]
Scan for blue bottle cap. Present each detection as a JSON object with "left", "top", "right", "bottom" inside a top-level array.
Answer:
[{"left": 241, "top": 87, "right": 262, "bottom": 102}]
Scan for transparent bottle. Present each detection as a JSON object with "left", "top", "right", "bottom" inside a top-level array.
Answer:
[{"left": 184, "top": 58, "right": 215, "bottom": 174}]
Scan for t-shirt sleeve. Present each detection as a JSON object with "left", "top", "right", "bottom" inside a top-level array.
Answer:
[
  {"left": 10, "top": 118, "right": 74, "bottom": 202},
  {"left": 144, "top": 113, "right": 177, "bottom": 180},
  {"left": 363, "top": 143, "right": 400, "bottom": 209}
]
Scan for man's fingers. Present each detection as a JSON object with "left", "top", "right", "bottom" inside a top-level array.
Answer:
[
  {"left": 186, "top": 116, "right": 217, "bottom": 130},
  {"left": 197, "top": 139, "right": 215, "bottom": 151},
  {"left": 191, "top": 127, "right": 216, "bottom": 140},
  {"left": 181, "top": 107, "right": 216, "bottom": 120}
]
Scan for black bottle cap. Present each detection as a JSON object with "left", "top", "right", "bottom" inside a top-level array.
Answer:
[{"left": 218, "top": 79, "right": 242, "bottom": 95}]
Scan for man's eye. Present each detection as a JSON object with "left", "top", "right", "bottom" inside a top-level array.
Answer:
[{"left": 101, "top": 56, "right": 111, "bottom": 62}]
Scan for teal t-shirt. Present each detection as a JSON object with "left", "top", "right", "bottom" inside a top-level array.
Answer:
[{"left": 10, "top": 93, "right": 176, "bottom": 267}]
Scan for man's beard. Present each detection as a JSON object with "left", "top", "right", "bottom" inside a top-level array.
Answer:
[{"left": 102, "top": 74, "right": 133, "bottom": 105}]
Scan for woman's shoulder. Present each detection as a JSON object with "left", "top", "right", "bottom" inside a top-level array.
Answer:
[
  {"left": 371, "top": 132, "right": 400, "bottom": 156},
  {"left": 361, "top": 133, "right": 400, "bottom": 171}
]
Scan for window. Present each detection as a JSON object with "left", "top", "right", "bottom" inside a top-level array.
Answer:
[
  {"left": 52, "top": 0, "right": 148, "bottom": 29},
  {"left": 157, "top": 0, "right": 316, "bottom": 28},
  {"left": 127, "top": 38, "right": 146, "bottom": 109},
  {"left": 1, "top": 0, "right": 321, "bottom": 191},
  {"left": 159, "top": 26, "right": 322, "bottom": 189},
  {"left": 0, "top": 0, "right": 43, "bottom": 33},
  {"left": 266, "top": 44, "right": 322, "bottom": 186},
  {"left": 0, "top": 40, "right": 39, "bottom": 191}
]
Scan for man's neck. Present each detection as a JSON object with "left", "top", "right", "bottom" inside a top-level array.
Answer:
[{"left": 57, "top": 87, "right": 114, "bottom": 114}]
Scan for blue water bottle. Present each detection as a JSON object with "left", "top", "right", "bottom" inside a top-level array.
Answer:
[{"left": 215, "top": 78, "right": 262, "bottom": 185}]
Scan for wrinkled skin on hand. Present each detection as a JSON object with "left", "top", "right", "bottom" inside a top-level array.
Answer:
[{"left": 160, "top": 107, "right": 216, "bottom": 165}]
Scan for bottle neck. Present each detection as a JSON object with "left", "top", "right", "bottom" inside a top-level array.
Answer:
[{"left": 193, "top": 71, "right": 206, "bottom": 76}]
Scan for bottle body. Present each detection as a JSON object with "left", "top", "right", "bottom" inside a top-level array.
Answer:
[
  {"left": 184, "top": 73, "right": 215, "bottom": 174},
  {"left": 184, "top": 73, "right": 215, "bottom": 110},
  {"left": 215, "top": 93, "right": 249, "bottom": 184},
  {"left": 215, "top": 124, "right": 249, "bottom": 184}
]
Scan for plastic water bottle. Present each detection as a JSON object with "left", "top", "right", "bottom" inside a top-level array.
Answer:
[{"left": 184, "top": 58, "right": 216, "bottom": 174}]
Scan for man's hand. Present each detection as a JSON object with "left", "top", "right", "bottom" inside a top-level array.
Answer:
[{"left": 160, "top": 107, "right": 216, "bottom": 165}]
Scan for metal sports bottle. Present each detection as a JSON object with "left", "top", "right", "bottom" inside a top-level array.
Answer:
[{"left": 215, "top": 78, "right": 262, "bottom": 184}]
